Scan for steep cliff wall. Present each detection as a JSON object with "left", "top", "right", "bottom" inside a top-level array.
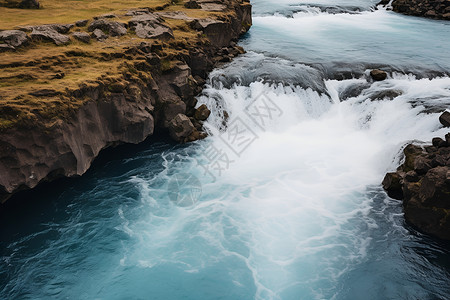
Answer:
[{"left": 0, "top": 0, "right": 252, "bottom": 203}]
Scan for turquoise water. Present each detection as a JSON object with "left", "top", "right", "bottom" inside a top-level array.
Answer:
[{"left": 1, "top": 0, "right": 450, "bottom": 299}]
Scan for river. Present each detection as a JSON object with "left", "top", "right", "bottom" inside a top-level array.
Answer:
[{"left": 1, "top": 0, "right": 450, "bottom": 299}]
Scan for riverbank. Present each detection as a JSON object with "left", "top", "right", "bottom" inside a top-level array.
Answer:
[
  {"left": 378, "top": 0, "right": 450, "bottom": 20},
  {"left": 0, "top": 0, "right": 251, "bottom": 203},
  {"left": 383, "top": 112, "right": 450, "bottom": 240}
]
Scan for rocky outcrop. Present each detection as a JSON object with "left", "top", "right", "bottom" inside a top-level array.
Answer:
[
  {"left": 71, "top": 32, "right": 91, "bottom": 43},
  {"left": 378, "top": 0, "right": 450, "bottom": 20},
  {"left": 383, "top": 112, "right": 450, "bottom": 240},
  {"left": 0, "top": 30, "right": 29, "bottom": 48},
  {"left": 88, "top": 19, "right": 128, "bottom": 37},
  {"left": 0, "top": 0, "right": 252, "bottom": 203}
]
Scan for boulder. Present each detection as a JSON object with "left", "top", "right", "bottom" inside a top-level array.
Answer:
[
  {"left": 439, "top": 111, "right": 450, "bottom": 127},
  {"left": 382, "top": 172, "right": 403, "bottom": 200},
  {"left": 88, "top": 19, "right": 127, "bottom": 37},
  {"left": 0, "top": 30, "right": 29, "bottom": 48},
  {"left": 194, "top": 104, "right": 211, "bottom": 121},
  {"left": 75, "top": 20, "right": 89, "bottom": 27},
  {"left": 71, "top": 32, "right": 91, "bottom": 43},
  {"left": 129, "top": 14, "right": 174, "bottom": 40},
  {"left": 185, "top": 0, "right": 201, "bottom": 9},
  {"left": 370, "top": 69, "right": 387, "bottom": 81},
  {"left": 168, "top": 114, "right": 195, "bottom": 143},
  {"left": 91, "top": 29, "right": 108, "bottom": 41},
  {"left": 30, "top": 27, "right": 70, "bottom": 45}
]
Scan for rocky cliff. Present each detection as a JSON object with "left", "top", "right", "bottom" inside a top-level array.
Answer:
[
  {"left": 383, "top": 112, "right": 450, "bottom": 240},
  {"left": 0, "top": 0, "right": 252, "bottom": 203},
  {"left": 378, "top": 0, "right": 450, "bottom": 20}
]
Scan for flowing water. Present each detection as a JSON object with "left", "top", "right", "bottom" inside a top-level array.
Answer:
[{"left": 1, "top": 0, "right": 450, "bottom": 299}]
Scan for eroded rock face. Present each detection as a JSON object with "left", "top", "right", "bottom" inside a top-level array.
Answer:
[
  {"left": 382, "top": 130, "right": 450, "bottom": 240},
  {"left": 168, "top": 114, "right": 195, "bottom": 142},
  {"left": 0, "top": 0, "right": 253, "bottom": 203},
  {"left": 370, "top": 69, "right": 387, "bottom": 81}
]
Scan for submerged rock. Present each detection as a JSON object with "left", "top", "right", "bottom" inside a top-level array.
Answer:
[{"left": 370, "top": 69, "right": 387, "bottom": 81}]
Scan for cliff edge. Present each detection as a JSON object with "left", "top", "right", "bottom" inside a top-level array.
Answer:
[{"left": 0, "top": 0, "right": 252, "bottom": 203}]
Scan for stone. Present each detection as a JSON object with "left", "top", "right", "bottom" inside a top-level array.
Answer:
[
  {"left": 129, "top": 14, "right": 174, "bottom": 40},
  {"left": 439, "top": 111, "right": 450, "bottom": 127},
  {"left": 382, "top": 172, "right": 403, "bottom": 200},
  {"left": 432, "top": 137, "right": 447, "bottom": 148},
  {"left": 370, "top": 69, "right": 387, "bottom": 81},
  {"left": 0, "top": 30, "right": 29, "bottom": 48},
  {"left": 75, "top": 20, "right": 89, "bottom": 27},
  {"left": 0, "top": 44, "right": 15, "bottom": 52},
  {"left": 71, "top": 32, "right": 91, "bottom": 43},
  {"left": 185, "top": 0, "right": 201, "bottom": 9},
  {"left": 91, "top": 29, "right": 108, "bottom": 41},
  {"left": 88, "top": 19, "right": 127, "bottom": 37},
  {"left": 168, "top": 114, "right": 195, "bottom": 143},
  {"left": 30, "top": 27, "right": 70, "bottom": 45},
  {"left": 414, "top": 156, "right": 431, "bottom": 175},
  {"left": 405, "top": 170, "right": 419, "bottom": 182},
  {"left": 194, "top": 104, "right": 211, "bottom": 121}
]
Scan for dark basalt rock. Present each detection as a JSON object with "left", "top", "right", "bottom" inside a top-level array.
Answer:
[
  {"left": 382, "top": 129, "right": 450, "bottom": 240},
  {"left": 194, "top": 104, "right": 211, "bottom": 121},
  {"left": 370, "top": 69, "right": 387, "bottom": 81},
  {"left": 168, "top": 113, "right": 195, "bottom": 143}
]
